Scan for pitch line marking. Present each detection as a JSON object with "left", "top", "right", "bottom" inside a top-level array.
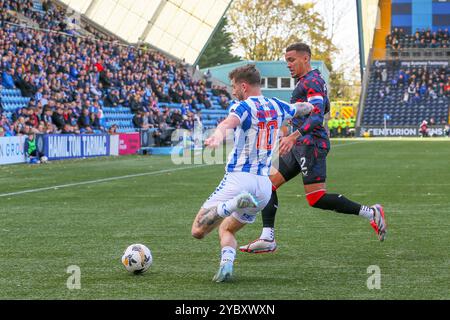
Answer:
[
  {"left": 0, "top": 141, "right": 367, "bottom": 198},
  {"left": 0, "top": 165, "right": 208, "bottom": 198},
  {"left": 332, "top": 141, "right": 368, "bottom": 148}
]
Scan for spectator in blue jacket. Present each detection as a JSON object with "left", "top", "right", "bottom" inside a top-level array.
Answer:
[
  {"left": 1, "top": 69, "right": 15, "bottom": 89},
  {"left": 78, "top": 108, "right": 93, "bottom": 133}
]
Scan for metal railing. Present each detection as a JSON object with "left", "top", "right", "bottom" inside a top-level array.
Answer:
[{"left": 386, "top": 48, "right": 450, "bottom": 60}]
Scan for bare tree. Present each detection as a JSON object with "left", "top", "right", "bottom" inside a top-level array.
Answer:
[
  {"left": 316, "top": 0, "right": 361, "bottom": 100},
  {"left": 227, "top": 0, "right": 336, "bottom": 61}
]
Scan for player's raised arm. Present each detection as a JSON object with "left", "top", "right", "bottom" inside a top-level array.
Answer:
[
  {"left": 272, "top": 97, "right": 313, "bottom": 119},
  {"left": 293, "top": 102, "right": 314, "bottom": 117},
  {"left": 204, "top": 115, "right": 241, "bottom": 148}
]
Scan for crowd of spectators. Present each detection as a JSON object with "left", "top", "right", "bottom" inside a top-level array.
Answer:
[
  {"left": 386, "top": 27, "right": 450, "bottom": 50},
  {"left": 1, "top": 0, "right": 225, "bottom": 138},
  {"left": 211, "top": 85, "right": 232, "bottom": 109},
  {"left": 131, "top": 105, "right": 205, "bottom": 146},
  {"left": 373, "top": 64, "right": 450, "bottom": 106}
]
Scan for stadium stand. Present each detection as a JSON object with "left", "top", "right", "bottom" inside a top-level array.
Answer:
[
  {"left": 362, "top": 60, "right": 449, "bottom": 126},
  {"left": 386, "top": 27, "right": 449, "bottom": 49},
  {"left": 360, "top": 0, "right": 450, "bottom": 129},
  {"left": 385, "top": 27, "right": 450, "bottom": 60},
  {"left": 0, "top": 0, "right": 231, "bottom": 141}
]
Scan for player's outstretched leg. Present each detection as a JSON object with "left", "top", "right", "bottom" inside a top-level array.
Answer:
[
  {"left": 239, "top": 189, "right": 278, "bottom": 253},
  {"left": 306, "top": 188, "right": 388, "bottom": 241},
  {"left": 214, "top": 216, "right": 245, "bottom": 282},
  {"left": 239, "top": 167, "right": 290, "bottom": 254}
]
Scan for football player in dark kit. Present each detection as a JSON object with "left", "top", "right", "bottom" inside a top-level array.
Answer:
[{"left": 240, "top": 43, "right": 387, "bottom": 254}]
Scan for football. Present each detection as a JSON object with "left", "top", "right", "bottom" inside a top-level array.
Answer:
[
  {"left": 121, "top": 244, "right": 152, "bottom": 274},
  {"left": 40, "top": 156, "right": 48, "bottom": 163}
]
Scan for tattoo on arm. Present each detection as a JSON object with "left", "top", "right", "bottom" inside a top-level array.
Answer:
[{"left": 196, "top": 207, "right": 221, "bottom": 227}]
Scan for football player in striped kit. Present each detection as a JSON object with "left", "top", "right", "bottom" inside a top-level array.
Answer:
[
  {"left": 239, "top": 43, "right": 387, "bottom": 254},
  {"left": 191, "top": 64, "right": 313, "bottom": 282}
]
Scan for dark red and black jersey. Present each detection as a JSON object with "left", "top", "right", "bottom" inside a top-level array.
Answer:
[{"left": 290, "top": 69, "right": 330, "bottom": 150}]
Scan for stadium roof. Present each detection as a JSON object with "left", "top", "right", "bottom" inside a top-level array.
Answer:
[{"left": 58, "top": 0, "right": 233, "bottom": 65}]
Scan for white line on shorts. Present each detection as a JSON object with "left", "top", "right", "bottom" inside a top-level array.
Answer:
[{"left": 0, "top": 165, "right": 208, "bottom": 198}]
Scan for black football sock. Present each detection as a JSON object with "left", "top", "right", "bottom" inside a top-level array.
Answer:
[
  {"left": 312, "top": 193, "right": 361, "bottom": 215},
  {"left": 261, "top": 190, "right": 278, "bottom": 228}
]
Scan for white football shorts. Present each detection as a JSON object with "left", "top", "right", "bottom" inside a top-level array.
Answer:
[{"left": 202, "top": 171, "right": 272, "bottom": 224}]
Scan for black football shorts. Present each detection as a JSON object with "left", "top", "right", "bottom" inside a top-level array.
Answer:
[{"left": 274, "top": 144, "right": 328, "bottom": 185}]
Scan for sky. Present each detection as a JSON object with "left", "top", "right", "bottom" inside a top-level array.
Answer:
[
  {"left": 230, "top": 0, "right": 361, "bottom": 81},
  {"left": 294, "top": 0, "right": 361, "bottom": 81},
  {"left": 294, "top": 0, "right": 359, "bottom": 74}
]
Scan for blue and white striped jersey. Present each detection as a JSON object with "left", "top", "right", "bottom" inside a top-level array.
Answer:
[{"left": 226, "top": 95, "right": 296, "bottom": 176}]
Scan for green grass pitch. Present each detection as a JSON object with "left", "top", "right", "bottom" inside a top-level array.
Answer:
[{"left": 0, "top": 139, "right": 449, "bottom": 299}]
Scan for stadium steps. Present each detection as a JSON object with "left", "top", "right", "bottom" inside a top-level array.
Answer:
[
  {"left": 102, "top": 106, "right": 136, "bottom": 133},
  {"left": 4, "top": 7, "right": 39, "bottom": 28},
  {"left": 0, "top": 89, "right": 30, "bottom": 121}
]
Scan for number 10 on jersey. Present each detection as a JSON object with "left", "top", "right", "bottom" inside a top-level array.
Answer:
[{"left": 256, "top": 120, "right": 278, "bottom": 150}]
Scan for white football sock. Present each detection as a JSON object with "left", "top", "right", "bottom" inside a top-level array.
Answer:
[
  {"left": 220, "top": 246, "right": 236, "bottom": 265},
  {"left": 260, "top": 227, "right": 274, "bottom": 241},
  {"left": 359, "top": 205, "right": 374, "bottom": 221}
]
